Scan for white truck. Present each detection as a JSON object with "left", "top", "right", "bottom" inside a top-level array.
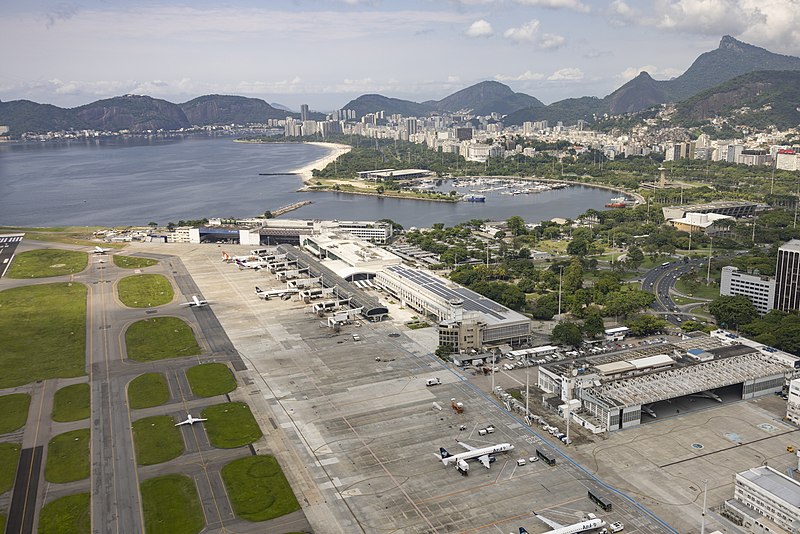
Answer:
[{"left": 425, "top": 378, "right": 441, "bottom": 387}]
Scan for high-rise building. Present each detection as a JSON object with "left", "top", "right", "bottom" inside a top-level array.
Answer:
[
  {"left": 300, "top": 104, "right": 310, "bottom": 122},
  {"left": 720, "top": 266, "right": 775, "bottom": 315},
  {"left": 775, "top": 239, "right": 800, "bottom": 312}
]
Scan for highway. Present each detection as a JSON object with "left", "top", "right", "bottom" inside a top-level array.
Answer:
[{"left": 640, "top": 258, "right": 707, "bottom": 326}]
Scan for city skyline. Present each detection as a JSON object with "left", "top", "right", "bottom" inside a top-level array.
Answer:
[{"left": 3, "top": 0, "right": 800, "bottom": 111}]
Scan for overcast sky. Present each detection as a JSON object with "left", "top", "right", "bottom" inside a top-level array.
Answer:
[{"left": 3, "top": 0, "right": 800, "bottom": 111}]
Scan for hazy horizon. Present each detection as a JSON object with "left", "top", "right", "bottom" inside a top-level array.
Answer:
[{"left": 4, "top": 1, "right": 800, "bottom": 111}]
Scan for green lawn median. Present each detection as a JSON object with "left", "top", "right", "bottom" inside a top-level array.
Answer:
[
  {"left": 117, "top": 274, "right": 173, "bottom": 308},
  {"left": 141, "top": 474, "right": 204, "bottom": 534},
  {"left": 132, "top": 416, "right": 184, "bottom": 465},
  {"left": 38, "top": 493, "right": 90, "bottom": 534},
  {"left": 52, "top": 383, "right": 90, "bottom": 422},
  {"left": 202, "top": 402, "right": 262, "bottom": 449},
  {"left": 45, "top": 429, "right": 90, "bottom": 483},
  {"left": 221, "top": 456, "right": 300, "bottom": 522},
  {"left": 125, "top": 317, "right": 201, "bottom": 362},
  {"left": 0, "top": 394, "right": 30, "bottom": 434},
  {"left": 112, "top": 255, "right": 158, "bottom": 269},
  {"left": 7, "top": 249, "right": 88, "bottom": 278},
  {"left": 186, "top": 363, "right": 236, "bottom": 397},
  {"left": 0, "top": 443, "right": 21, "bottom": 493},
  {"left": 128, "top": 373, "right": 170, "bottom": 409},
  {"left": 0, "top": 283, "right": 86, "bottom": 388}
]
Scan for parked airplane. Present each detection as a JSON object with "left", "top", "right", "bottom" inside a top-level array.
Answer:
[
  {"left": 93, "top": 246, "right": 112, "bottom": 254},
  {"left": 236, "top": 258, "right": 270, "bottom": 270},
  {"left": 436, "top": 441, "right": 514, "bottom": 474},
  {"left": 221, "top": 251, "right": 256, "bottom": 263},
  {"left": 527, "top": 511, "right": 606, "bottom": 534},
  {"left": 180, "top": 295, "right": 211, "bottom": 307},
  {"left": 642, "top": 404, "right": 657, "bottom": 418},
  {"left": 255, "top": 286, "right": 299, "bottom": 300},
  {"left": 691, "top": 390, "right": 722, "bottom": 403},
  {"left": 175, "top": 414, "right": 207, "bottom": 426}
]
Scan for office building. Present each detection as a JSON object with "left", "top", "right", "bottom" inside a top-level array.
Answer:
[
  {"left": 727, "top": 465, "right": 800, "bottom": 533},
  {"left": 775, "top": 240, "right": 800, "bottom": 312},
  {"left": 300, "top": 104, "right": 310, "bottom": 122},
  {"left": 720, "top": 266, "right": 775, "bottom": 315}
]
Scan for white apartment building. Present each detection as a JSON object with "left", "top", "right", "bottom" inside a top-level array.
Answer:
[
  {"left": 776, "top": 149, "right": 800, "bottom": 171},
  {"left": 731, "top": 465, "right": 800, "bottom": 533},
  {"left": 720, "top": 266, "right": 775, "bottom": 316}
]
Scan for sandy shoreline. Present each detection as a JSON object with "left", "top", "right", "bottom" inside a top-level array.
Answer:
[{"left": 291, "top": 142, "right": 351, "bottom": 185}]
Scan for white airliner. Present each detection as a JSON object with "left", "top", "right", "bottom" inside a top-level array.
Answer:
[
  {"left": 180, "top": 295, "right": 211, "bottom": 307},
  {"left": 236, "top": 258, "right": 270, "bottom": 270},
  {"left": 255, "top": 286, "right": 299, "bottom": 300},
  {"left": 436, "top": 441, "right": 514, "bottom": 473},
  {"left": 691, "top": 390, "right": 722, "bottom": 402},
  {"left": 522, "top": 512, "right": 606, "bottom": 534},
  {"left": 93, "top": 246, "right": 112, "bottom": 254},
  {"left": 175, "top": 414, "right": 207, "bottom": 426}
]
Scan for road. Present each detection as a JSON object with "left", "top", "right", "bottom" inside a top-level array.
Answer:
[{"left": 640, "top": 258, "right": 707, "bottom": 326}]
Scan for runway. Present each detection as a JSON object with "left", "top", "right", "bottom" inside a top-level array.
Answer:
[
  {"left": 6, "top": 445, "right": 43, "bottom": 534},
  {"left": 0, "top": 233, "right": 24, "bottom": 277}
]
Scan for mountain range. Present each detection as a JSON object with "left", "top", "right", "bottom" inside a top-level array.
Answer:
[{"left": 2, "top": 36, "right": 800, "bottom": 136}]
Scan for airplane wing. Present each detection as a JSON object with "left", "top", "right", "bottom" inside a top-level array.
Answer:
[
  {"left": 477, "top": 454, "right": 491, "bottom": 469},
  {"left": 534, "top": 513, "right": 564, "bottom": 530},
  {"left": 175, "top": 420, "right": 189, "bottom": 426},
  {"left": 457, "top": 441, "right": 477, "bottom": 452}
]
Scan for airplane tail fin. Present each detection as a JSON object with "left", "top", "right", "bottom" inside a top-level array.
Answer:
[
  {"left": 439, "top": 447, "right": 451, "bottom": 458},
  {"left": 255, "top": 286, "right": 262, "bottom": 293},
  {"left": 519, "top": 528, "right": 528, "bottom": 534}
]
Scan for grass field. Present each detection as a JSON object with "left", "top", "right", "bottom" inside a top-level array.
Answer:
[
  {"left": 0, "top": 514, "right": 5, "bottom": 533},
  {"left": 141, "top": 474, "right": 204, "bottom": 534},
  {"left": 202, "top": 402, "right": 262, "bottom": 449},
  {"left": 38, "top": 493, "right": 90, "bottom": 534},
  {"left": 0, "top": 443, "right": 21, "bottom": 493},
  {"left": 221, "top": 456, "right": 300, "bottom": 522},
  {"left": 186, "top": 363, "right": 236, "bottom": 397},
  {"left": 132, "top": 416, "right": 184, "bottom": 465},
  {"left": 675, "top": 277, "right": 720, "bottom": 299},
  {"left": 0, "top": 283, "right": 86, "bottom": 388},
  {"left": 0, "top": 394, "right": 30, "bottom": 434},
  {"left": 117, "top": 274, "right": 173, "bottom": 308},
  {"left": 128, "top": 373, "right": 170, "bottom": 409},
  {"left": 112, "top": 255, "right": 158, "bottom": 269},
  {"left": 52, "top": 383, "right": 90, "bottom": 422},
  {"left": 7, "top": 249, "right": 88, "bottom": 279},
  {"left": 125, "top": 317, "right": 201, "bottom": 362},
  {"left": 45, "top": 429, "right": 90, "bottom": 483}
]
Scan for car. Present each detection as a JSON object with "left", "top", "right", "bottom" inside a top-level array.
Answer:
[
  {"left": 609, "top": 521, "right": 624, "bottom": 533},
  {"left": 516, "top": 458, "right": 526, "bottom": 466},
  {"left": 530, "top": 456, "right": 539, "bottom": 462}
]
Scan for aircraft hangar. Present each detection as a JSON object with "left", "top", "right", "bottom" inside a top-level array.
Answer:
[{"left": 538, "top": 331, "right": 799, "bottom": 432}]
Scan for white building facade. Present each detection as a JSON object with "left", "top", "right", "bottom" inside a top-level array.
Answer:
[{"left": 720, "top": 266, "right": 776, "bottom": 316}]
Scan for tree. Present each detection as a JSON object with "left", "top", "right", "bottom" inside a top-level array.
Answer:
[
  {"left": 709, "top": 295, "right": 758, "bottom": 328},
  {"left": 531, "top": 293, "right": 558, "bottom": 320},
  {"left": 626, "top": 246, "right": 644, "bottom": 270},
  {"left": 583, "top": 312, "right": 605, "bottom": 338},
  {"left": 506, "top": 216, "right": 527, "bottom": 236},
  {"left": 626, "top": 314, "right": 668, "bottom": 336},
  {"left": 376, "top": 185, "right": 385, "bottom": 194},
  {"left": 148, "top": 221, "right": 158, "bottom": 228},
  {"left": 263, "top": 210, "right": 274, "bottom": 219},
  {"left": 562, "top": 260, "right": 584, "bottom": 294},
  {"left": 566, "top": 238, "right": 589, "bottom": 258},
  {"left": 551, "top": 321, "right": 583, "bottom": 348}
]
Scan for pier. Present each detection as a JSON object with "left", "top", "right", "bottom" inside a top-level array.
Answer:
[{"left": 271, "top": 200, "right": 312, "bottom": 217}]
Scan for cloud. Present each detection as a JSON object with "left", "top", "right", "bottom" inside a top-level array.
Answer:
[
  {"left": 494, "top": 70, "right": 545, "bottom": 81},
  {"left": 465, "top": 19, "right": 494, "bottom": 37},
  {"left": 512, "top": 0, "right": 591, "bottom": 13},
  {"left": 655, "top": 0, "right": 757, "bottom": 34},
  {"left": 503, "top": 19, "right": 566, "bottom": 48},
  {"left": 547, "top": 68, "right": 584, "bottom": 81},
  {"left": 45, "top": 3, "right": 80, "bottom": 28}
]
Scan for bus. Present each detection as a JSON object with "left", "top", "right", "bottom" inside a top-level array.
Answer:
[{"left": 588, "top": 489, "right": 613, "bottom": 512}]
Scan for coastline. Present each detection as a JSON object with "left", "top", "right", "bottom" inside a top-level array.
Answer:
[{"left": 290, "top": 142, "right": 352, "bottom": 185}]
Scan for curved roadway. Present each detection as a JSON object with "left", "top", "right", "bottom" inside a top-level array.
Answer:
[{"left": 640, "top": 258, "right": 707, "bottom": 326}]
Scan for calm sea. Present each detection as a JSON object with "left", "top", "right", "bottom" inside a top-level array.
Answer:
[{"left": 0, "top": 135, "right": 618, "bottom": 228}]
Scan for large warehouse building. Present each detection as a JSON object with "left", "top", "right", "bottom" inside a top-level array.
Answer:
[{"left": 538, "top": 330, "right": 799, "bottom": 433}]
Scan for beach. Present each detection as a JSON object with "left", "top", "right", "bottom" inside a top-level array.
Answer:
[{"left": 292, "top": 142, "right": 351, "bottom": 185}]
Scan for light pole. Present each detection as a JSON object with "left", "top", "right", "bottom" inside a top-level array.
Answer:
[
  {"left": 700, "top": 479, "right": 708, "bottom": 534},
  {"left": 525, "top": 359, "right": 530, "bottom": 423},
  {"left": 706, "top": 237, "right": 713, "bottom": 285},
  {"left": 558, "top": 267, "right": 563, "bottom": 316}
]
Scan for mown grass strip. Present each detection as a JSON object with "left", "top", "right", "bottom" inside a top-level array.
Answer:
[
  {"left": 38, "top": 493, "right": 90, "bottom": 534},
  {"left": 0, "top": 394, "right": 30, "bottom": 434},
  {"left": 132, "top": 416, "right": 184, "bottom": 465},
  {"left": 128, "top": 373, "right": 170, "bottom": 409},
  {"left": 221, "top": 456, "right": 300, "bottom": 522},
  {"left": 7, "top": 249, "right": 88, "bottom": 278},
  {"left": 186, "top": 363, "right": 236, "bottom": 398},
  {"left": 45, "top": 429, "right": 90, "bottom": 483},
  {"left": 0, "top": 283, "right": 86, "bottom": 388},
  {"left": 125, "top": 317, "right": 200, "bottom": 362},
  {"left": 0, "top": 443, "right": 21, "bottom": 493},
  {"left": 202, "top": 402, "right": 262, "bottom": 449},
  {"left": 52, "top": 383, "right": 90, "bottom": 422},
  {"left": 141, "top": 474, "right": 204, "bottom": 534},
  {"left": 112, "top": 255, "right": 158, "bottom": 269},
  {"left": 117, "top": 274, "right": 173, "bottom": 308}
]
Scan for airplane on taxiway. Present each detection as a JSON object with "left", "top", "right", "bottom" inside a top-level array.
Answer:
[
  {"left": 93, "top": 246, "right": 112, "bottom": 254},
  {"left": 436, "top": 441, "right": 514, "bottom": 474},
  {"left": 175, "top": 414, "right": 207, "bottom": 426},
  {"left": 180, "top": 295, "right": 211, "bottom": 307}
]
